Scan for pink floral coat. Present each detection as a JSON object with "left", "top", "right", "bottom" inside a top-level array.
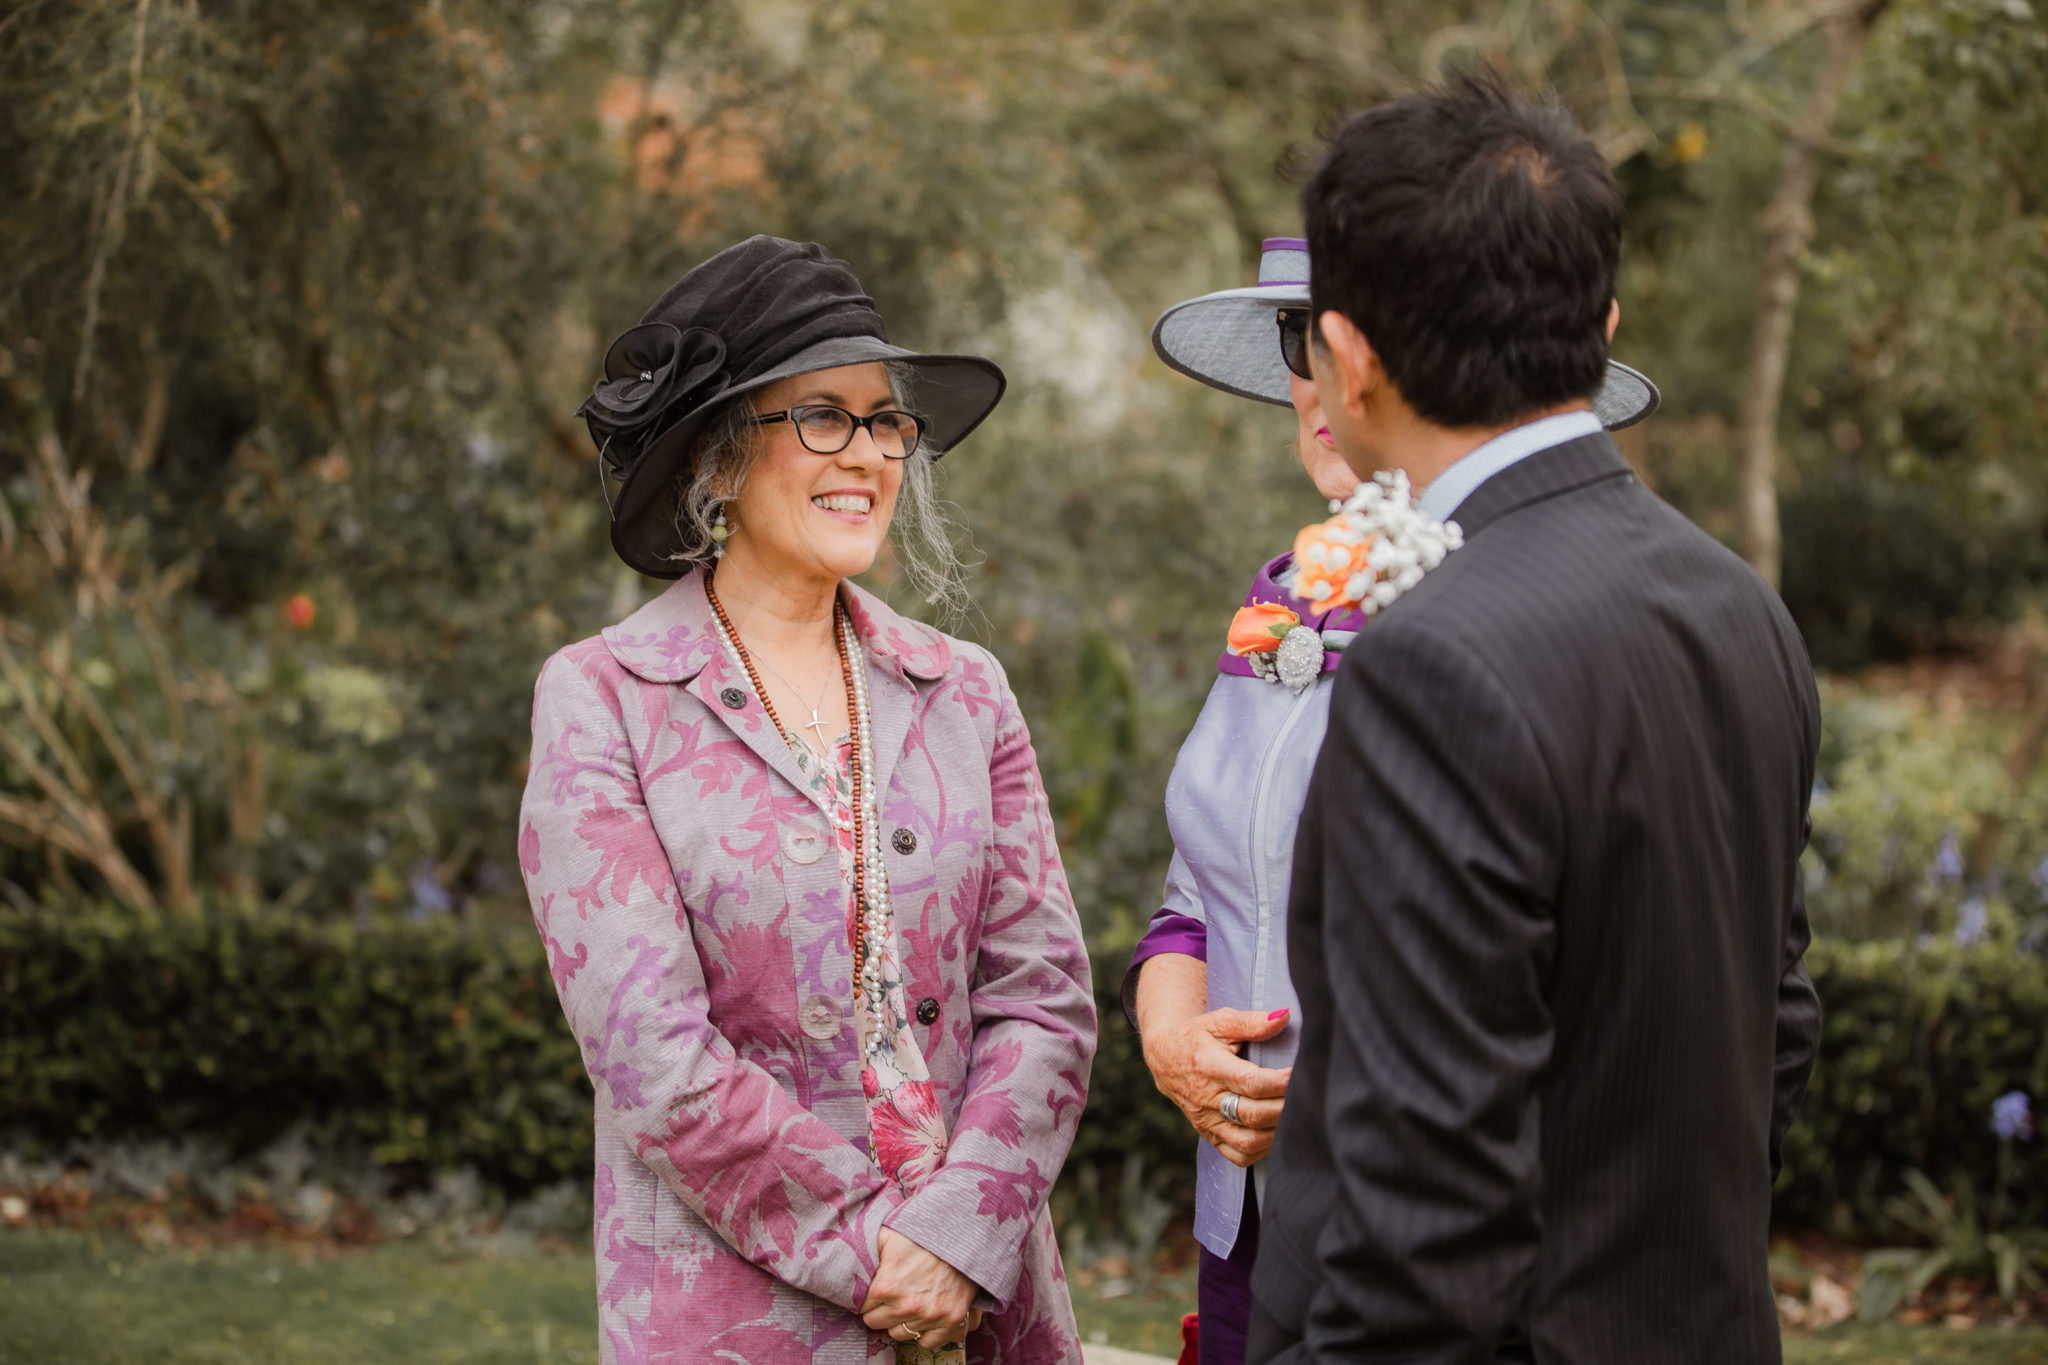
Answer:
[{"left": 518, "top": 569, "right": 1095, "bottom": 1364}]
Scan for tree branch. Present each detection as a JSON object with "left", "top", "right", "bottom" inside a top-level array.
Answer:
[
  {"left": 1732, "top": 0, "right": 1892, "bottom": 586},
  {"left": 72, "top": 0, "right": 154, "bottom": 402}
]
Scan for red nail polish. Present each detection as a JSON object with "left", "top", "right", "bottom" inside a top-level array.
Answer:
[{"left": 1268, "top": 1008, "right": 1289, "bottom": 1021}]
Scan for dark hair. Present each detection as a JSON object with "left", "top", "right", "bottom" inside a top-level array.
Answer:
[{"left": 1303, "top": 69, "right": 1621, "bottom": 428}]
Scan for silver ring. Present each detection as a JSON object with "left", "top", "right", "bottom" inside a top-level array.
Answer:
[
  {"left": 1220, "top": 1091, "right": 1242, "bottom": 1124},
  {"left": 905, "top": 1326, "right": 922, "bottom": 1343}
]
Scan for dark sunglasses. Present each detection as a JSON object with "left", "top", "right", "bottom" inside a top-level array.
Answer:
[
  {"left": 1277, "top": 307, "right": 1313, "bottom": 381},
  {"left": 747, "top": 404, "right": 926, "bottom": 459}
]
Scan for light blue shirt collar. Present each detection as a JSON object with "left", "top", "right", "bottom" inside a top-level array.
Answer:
[{"left": 1415, "top": 409, "right": 1604, "bottom": 523}]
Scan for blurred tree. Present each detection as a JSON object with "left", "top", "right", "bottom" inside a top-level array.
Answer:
[
  {"left": 1, "top": 0, "right": 2044, "bottom": 932},
  {"left": 1, "top": 0, "right": 654, "bottom": 907},
  {"left": 1625, "top": 0, "right": 1898, "bottom": 587}
]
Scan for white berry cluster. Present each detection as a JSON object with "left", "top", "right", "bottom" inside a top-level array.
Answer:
[{"left": 1321, "top": 471, "right": 1464, "bottom": 616}]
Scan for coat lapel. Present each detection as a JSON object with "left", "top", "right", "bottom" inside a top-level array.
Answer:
[
  {"left": 603, "top": 571, "right": 824, "bottom": 817},
  {"left": 601, "top": 572, "right": 954, "bottom": 824}
]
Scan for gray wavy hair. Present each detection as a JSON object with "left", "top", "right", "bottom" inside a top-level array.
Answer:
[{"left": 666, "top": 363, "right": 971, "bottom": 622}]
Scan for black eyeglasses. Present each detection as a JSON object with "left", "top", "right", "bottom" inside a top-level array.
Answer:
[
  {"left": 748, "top": 405, "right": 925, "bottom": 460},
  {"left": 1277, "top": 308, "right": 1313, "bottom": 381}
]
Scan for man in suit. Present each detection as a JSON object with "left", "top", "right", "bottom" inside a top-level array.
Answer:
[{"left": 1247, "top": 73, "right": 1822, "bottom": 1365}]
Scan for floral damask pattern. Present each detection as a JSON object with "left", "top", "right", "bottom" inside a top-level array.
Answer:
[
  {"left": 520, "top": 570, "right": 1094, "bottom": 1364},
  {"left": 791, "top": 726, "right": 960, "bottom": 1365}
]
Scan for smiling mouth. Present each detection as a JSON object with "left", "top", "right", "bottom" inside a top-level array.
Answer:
[{"left": 812, "top": 493, "right": 873, "bottom": 515}]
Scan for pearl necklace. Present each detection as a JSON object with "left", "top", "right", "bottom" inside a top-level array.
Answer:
[{"left": 705, "top": 579, "right": 894, "bottom": 1054}]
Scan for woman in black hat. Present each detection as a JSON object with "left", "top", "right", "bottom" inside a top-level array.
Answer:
[{"left": 518, "top": 237, "right": 1095, "bottom": 1363}]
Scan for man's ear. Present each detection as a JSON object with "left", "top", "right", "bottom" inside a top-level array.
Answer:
[
  {"left": 1313, "top": 309, "right": 1380, "bottom": 420},
  {"left": 1606, "top": 298, "right": 1621, "bottom": 342}
]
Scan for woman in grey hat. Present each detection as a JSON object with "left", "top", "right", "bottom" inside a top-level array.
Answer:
[
  {"left": 1128, "top": 239, "right": 1659, "bottom": 1365},
  {"left": 519, "top": 236, "right": 1095, "bottom": 1364}
]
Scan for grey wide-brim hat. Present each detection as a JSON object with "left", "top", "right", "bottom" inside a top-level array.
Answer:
[
  {"left": 1151, "top": 237, "right": 1660, "bottom": 430},
  {"left": 581, "top": 236, "right": 1005, "bottom": 579}
]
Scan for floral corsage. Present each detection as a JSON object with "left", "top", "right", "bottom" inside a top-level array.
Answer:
[{"left": 1226, "top": 470, "right": 1464, "bottom": 694}]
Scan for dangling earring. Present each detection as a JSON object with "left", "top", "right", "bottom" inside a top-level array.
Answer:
[{"left": 711, "top": 507, "right": 732, "bottom": 559}]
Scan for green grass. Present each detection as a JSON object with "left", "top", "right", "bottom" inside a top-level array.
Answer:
[
  {"left": 0, "top": 1228, "right": 598, "bottom": 1365},
  {"left": 1067, "top": 1265, "right": 1196, "bottom": 1357},
  {"left": 1061, "top": 1274, "right": 2048, "bottom": 1362},
  {"left": 1781, "top": 1325, "right": 2048, "bottom": 1364},
  {"left": 2, "top": 1226, "right": 2043, "bottom": 1363}
]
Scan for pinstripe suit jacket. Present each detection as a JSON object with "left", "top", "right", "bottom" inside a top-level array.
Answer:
[{"left": 1249, "top": 434, "right": 1822, "bottom": 1365}]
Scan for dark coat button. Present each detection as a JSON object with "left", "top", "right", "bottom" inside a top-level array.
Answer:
[
  {"left": 719, "top": 687, "right": 747, "bottom": 710},
  {"left": 892, "top": 827, "right": 917, "bottom": 855},
  {"left": 915, "top": 997, "right": 940, "bottom": 1026}
]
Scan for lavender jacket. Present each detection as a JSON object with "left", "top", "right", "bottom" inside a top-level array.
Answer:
[
  {"left": 1123, "top": 553, "right": 1368, "bottom": 1260},
  {"left": 519, "top": 570, "right": 1095, "bottom": 1365}
]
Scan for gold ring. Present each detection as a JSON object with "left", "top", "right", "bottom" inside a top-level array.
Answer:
[{"left": 905, "top": 1326, "right": 922, "bottom": 1342}]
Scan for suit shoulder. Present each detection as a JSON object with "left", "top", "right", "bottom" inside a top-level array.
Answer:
[
  {"left": 1427, "top": 479, "right": 1769, "bottom": 627},
  {"left": 1335, "top": 602, "right": 1521, "bottom": 714}
]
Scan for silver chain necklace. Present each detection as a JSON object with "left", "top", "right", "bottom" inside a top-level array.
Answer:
[{"left": 753, "top": 651, "right": 838, "bottom": 754}]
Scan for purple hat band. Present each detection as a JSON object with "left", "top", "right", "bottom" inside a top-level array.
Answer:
[{"left": 1259, "top": 237, "right": 1309, "bottom": 288}]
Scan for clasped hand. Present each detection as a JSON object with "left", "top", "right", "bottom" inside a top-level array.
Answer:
[
  {"left": 860, "top": 1227, "right": 984, "bottom": 1348},
  {"left": 1142, "top": 1006, "right": 1291, "bottom": 1167}
]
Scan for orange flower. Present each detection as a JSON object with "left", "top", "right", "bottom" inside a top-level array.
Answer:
[
  {"left": 284, "top": 593, "right": 317, "bottom": 630},
  {"left": 1227, "top": 601, "right": 1300, "bottom": 656},
  {"left": 1292, "top": 517, "right": 1377, "bottom": 611}
]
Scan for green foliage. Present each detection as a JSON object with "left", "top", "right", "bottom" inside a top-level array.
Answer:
[
  {"left": 1776, "top": 940, "right": 2048, "bottom": 1235},
  {"left": 1856, "top": 1169, "right": 2048, "bottom": 1319},
  {"left": 5, "top": 902, "right": 2044, "bottom": 1243},
  {"left": 4, "top": 0, "right": 2046, "bottom": 933},
  {"left": 0, "top": 903, "right": 589, "bottom": 1190},
  {"left": 1783, "top": 470, "right": 2048, "bottom": 669},
  {"left": 1771, "top": 0, "right": 2048, "bottom": 663},
  {"left": 1806, "top": 683, "right": 2048, "bottom": 946}
]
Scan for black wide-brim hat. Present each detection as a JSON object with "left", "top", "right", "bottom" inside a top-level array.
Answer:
[{"left": 579, "top": 235, "right": 1006, "bottom": 578}]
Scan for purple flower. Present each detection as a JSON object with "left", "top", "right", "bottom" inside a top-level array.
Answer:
[
  {"left": 409, "top": 861, "right": 453, "bottom": 919},
  {"left": 1992, "top": 1091, "right": 2034, "bottom": 1142},
  {"left": 1953, "top": 896, "right": 1988, "bottom": 947},
  {"left": 1929, "top": 831, "right": 1965, "bottom": 887}
]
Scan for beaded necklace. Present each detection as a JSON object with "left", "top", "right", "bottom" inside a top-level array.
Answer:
[
  {"left": 705, "top": 578, "right": 953, "bottom": 1364},
  {"left": 704, "top": 578, "right": 891, "bottom": 1020}
]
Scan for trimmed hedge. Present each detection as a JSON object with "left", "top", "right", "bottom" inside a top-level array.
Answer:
[
  {"left": 0, "top": 904, "right": 589, "bottom": 1189},
  {"left": 2, "top": 904, "right": 2043, "bottom": 1230},
  {"left": 1776, "top": 938, "right": 2048, "bottom": 1230}
]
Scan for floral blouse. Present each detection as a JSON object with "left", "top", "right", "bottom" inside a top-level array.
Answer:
[{"left": 791, "top": 732, "right": 960, "bottom": 1365}]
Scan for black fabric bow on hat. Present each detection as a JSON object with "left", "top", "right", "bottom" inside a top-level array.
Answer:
[{"left": 579, "top": 324, "right": 729, "bottom": 472}]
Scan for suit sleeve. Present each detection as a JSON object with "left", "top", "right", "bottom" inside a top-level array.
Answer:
[
  {"left": 1291, "top": 618, "right": 1564, "bottom": 1364},
  {"left": 519, "top": 653, "right": 904, "bottom": 1313},
  {"left": 1770, "top": 832, "right": 1822, "bottom": 1183},
  {"left": 1767, "top": 643, "right": 1822, "bottom": 1179},
  {"left": 884, "top": 662, "right": 1097, "bottom": 1310}
]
